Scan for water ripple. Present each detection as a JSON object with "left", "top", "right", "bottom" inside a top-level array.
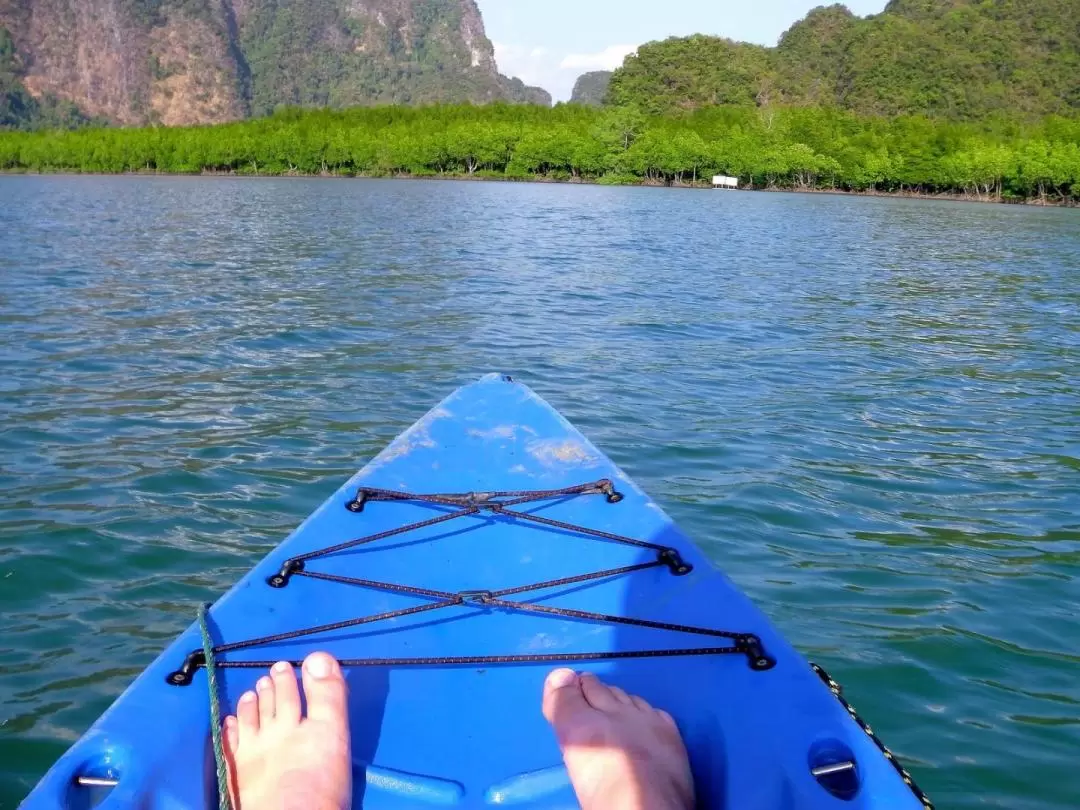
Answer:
[{"left": 0, "top": 177, "right": 1078, "bottom": 809}]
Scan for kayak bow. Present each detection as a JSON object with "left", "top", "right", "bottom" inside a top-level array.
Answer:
[{"left": 22, "top": 374, "right": 931, "bottom": 810}]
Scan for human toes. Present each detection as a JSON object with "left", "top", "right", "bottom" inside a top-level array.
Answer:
[
  {"left": 579, "top": 672, "right": 623, "bottom": 712},
  {"left": 222, "top": 716, "right": 241, "bottom": 807},
  {"left": 606, "top": 684, "right": 634, "bottom": 706},
  {"left": 301, "top": 652, "right": 349, "bottom": 727},
  {"left": 223, "top": 715, "right": 240, "bottom": 755},
  {"left": 655, "top": 708, "right": 677, "bottom": 727},
  {"left": 235, "top": 689, "right": 260, "bottom": 743},
  {"left": 256, "top": 675, "right": 276, "bottom": 725},
  {"left": 542, "top": 668, "right": 592, "bottom": 730},
  {"left": 270, "top": 660, "right": 301, "bottom": 725}
]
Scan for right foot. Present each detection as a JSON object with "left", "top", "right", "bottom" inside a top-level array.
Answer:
[
  {"left": 222, "top": 652, "right": 352, "bottom": 810},
  {"left": 541, "top": 668, "right": 694, "bottom": 810}
]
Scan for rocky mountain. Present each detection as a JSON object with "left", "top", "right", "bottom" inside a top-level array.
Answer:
[
  {"left": 608, "top": 0, "right": 1080, "bottom": 119},
  {"left": 0, "top": 0, "right": 550, "bottom": 128},
  {"left": 569, "top": 70, "right": 611, "bottom": 106}
]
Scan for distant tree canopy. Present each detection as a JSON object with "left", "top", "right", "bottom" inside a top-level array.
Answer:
[
  {"left": 2, "top": 103, "right": 1078, "bottom": 202},
  {"left": 609, "top": 36, "right": 773, "bottom": 114},
  {"left": 607, "top": 0, "right": 1080, "bottom": 120}
]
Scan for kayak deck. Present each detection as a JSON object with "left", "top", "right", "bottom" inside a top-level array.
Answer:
[
  {"left": 23, "top": 374, "right": 929, "bottom": 809},
  {"left": 164, "top": 479, "right": 772, "bottom": 686}
]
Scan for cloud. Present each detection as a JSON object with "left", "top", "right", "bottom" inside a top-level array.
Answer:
[
  {"left": 493, "top": 42, "right": 549, "bottom": 88},
  {"left": 494, "top": 42, "right": 637, "bottom": 102},
  {"left": 559, "top": 44, "right": 637, "bottom": 72}
]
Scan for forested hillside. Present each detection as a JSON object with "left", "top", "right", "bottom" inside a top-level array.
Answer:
[
  {"left": 2, "top": 104, "right": 1078, "bottom": 202},
  {"left": 570, "top": 72, "right": 612, "bottom": 106},
  {"left": 609, "top": 0, "right": 1080, "bottom": 119},
  {"left": 0, "top": 0, "right": 550, "bottom": 129},
  {"left": 0, "top": 27, "right": 90, "bottom": 129}
]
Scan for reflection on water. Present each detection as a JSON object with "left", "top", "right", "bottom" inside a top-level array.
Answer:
[{"left": 0, "top": 177, "right": 1078, "bottom": 809}]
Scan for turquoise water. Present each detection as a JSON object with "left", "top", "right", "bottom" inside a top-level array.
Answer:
[{"left": 1, "top": 176, "right": 1078, "bottom": 809}]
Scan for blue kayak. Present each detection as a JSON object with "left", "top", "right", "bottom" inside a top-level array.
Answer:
[{"left": 23, "top": 374, "right": 931, "bottom": 810}]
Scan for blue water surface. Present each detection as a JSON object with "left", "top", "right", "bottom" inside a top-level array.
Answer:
[{"left": 0, "top": 176, "right": 1077, "bottom": 809}]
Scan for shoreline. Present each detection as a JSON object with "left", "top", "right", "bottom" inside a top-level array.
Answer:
[{"left": 2, "top": 168, "right": 1076, "bottom": 207}]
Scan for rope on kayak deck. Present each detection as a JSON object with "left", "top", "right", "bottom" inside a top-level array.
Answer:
[
  {"left": 174, "top": 479, "right": 932, "bottom": 810},
  {"left": 198, "top": 604, "right": 232, "bottom": 810},
  {"left": 167, "top": 480, "right": 776, "bottom": 687}
]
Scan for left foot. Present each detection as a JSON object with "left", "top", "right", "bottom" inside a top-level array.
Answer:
[{"left": 222, "top": 652, "right": 352, "bottom": 810}]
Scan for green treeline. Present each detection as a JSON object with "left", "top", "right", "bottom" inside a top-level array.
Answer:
[{"left": 2, "top": 104, "right": 1079, "bottom": 201}]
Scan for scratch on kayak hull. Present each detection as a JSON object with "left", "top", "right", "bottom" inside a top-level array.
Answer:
[
  {"left": 526, "top": 438, "right": 599, "bottom": 469},
  {"left": 522, "top": 633, "right": 560, "bottom": 652},
  {"left": 468, "top": 425, "right": 518, "bottom": 440},
  {"left": 367, "top": 407, "right": 451, "bottom": 470}
]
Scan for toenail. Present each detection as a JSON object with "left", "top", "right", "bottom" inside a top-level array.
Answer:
[
  {"left": 305, "top": 654, "right": 332, "bottom": 679},
  {"left": 272, "top": 661, "right": 291, "bottom": 674},
  {"left": 257, "top": 677, "right": 272, "bottom": 690},
  {"left": 546, "top": 668, "right": 578, "bottom": 689},
  {"left": 240, "top": 691, "right": 256, "bottom": 703}
]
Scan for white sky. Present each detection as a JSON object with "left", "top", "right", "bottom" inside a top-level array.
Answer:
[{"left": 477, "top": 0, "right": 889, "bottom": 102}]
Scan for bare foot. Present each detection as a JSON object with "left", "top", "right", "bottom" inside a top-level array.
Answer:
[
  {"left": 542, "top": 669, "right": 694, "bottom": 810},
  {"left": 222, "top": 652, "right": 352, "bottom": 810}
]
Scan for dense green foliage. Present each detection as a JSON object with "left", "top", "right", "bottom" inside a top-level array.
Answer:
[
  {"left": 609, "top": 0, "right": 1080, "bottom": 119},
  {"left": 570, "top": 72, "right": 612, "bottom": 106},
  {"left": 1, "top": 103, "right": 1077, "bottom": 201},
  {"left": 610, "top": 36, "right": 773, "bottom": 112}
]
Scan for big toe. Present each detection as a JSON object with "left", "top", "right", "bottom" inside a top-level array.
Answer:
[
  {"left": 301, "top": 652, "right": 349, "bottom": 728},
  {"left": 542, "top": 668, "right": 592, "bottom": 731}
]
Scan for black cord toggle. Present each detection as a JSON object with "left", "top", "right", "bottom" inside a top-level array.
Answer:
[
  {"left": 267, "top": 559, "right": 305, "bottom": 588},
  {"left": 737, "top": 634, "right": 776, "bottom": 671},
  {"left": 598, "top": 479, "right": 625, "bottom": 503},
  {"left": 166, "top": 649, "right": 206, "bottom": 686},
  {"left": 457, "top": 590, "right": 493, "bottom": 605},
  {"left": 346, "top": 489, "right": 368, "bottom": 513},
  {"left": 658, "top": 548, "right": 693, "bottom": 576}
]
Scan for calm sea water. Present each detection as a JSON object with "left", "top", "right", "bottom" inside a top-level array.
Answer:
[{"left": 1, "top": 177, "right": 1078, "bottom": 809}]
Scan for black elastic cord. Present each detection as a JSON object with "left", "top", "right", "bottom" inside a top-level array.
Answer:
[
  {"left": 213, "top": 648, "right": 741, "bottom": 669},
  {"left": 293, "top": 507, "right": 478, "bottom": 563},
  {"left": 168, "top": 480, "right": 775, "bottom": 686},
  {"left": 490, "top": 505, "right": 669, "bottom": 551}
]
